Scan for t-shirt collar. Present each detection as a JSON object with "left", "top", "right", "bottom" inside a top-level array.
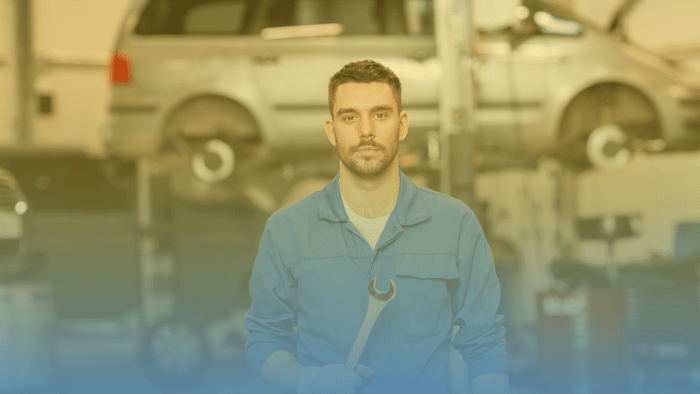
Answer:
[{"left": 318, "top": 169, "right": 431, "bottom": 226}]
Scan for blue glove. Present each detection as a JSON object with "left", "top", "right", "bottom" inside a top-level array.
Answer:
[{"left": 297, "top": 364, "right": 373, "bottom": 394}]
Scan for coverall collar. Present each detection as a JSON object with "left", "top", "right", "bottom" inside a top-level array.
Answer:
[{"left": 318, "top": 169, "right": 431, "bottom": 226}]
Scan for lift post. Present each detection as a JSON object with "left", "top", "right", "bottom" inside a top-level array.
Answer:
[
  {"left": 435, "top": 2, "right": 485, "bottom": 392},
  {"left": 16, "top": 0, "right": 34, "bottom": 145},
  {"left": 435, "top": 0, "right": 480, "bottom": 217}
]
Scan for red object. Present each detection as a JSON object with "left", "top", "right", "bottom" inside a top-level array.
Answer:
[
  {"left": 588, "top": 288, "right": 628, "bottom": 391},
  {"left": 537, "top": 290, "right": 575, "bottom": 392},
  {"left": 110, "top": 52, "right": 131, "bottom": 84}
]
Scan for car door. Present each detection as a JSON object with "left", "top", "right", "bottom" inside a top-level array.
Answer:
[{"left": 248, "top": 0, "right": 414, "bottom": 151}]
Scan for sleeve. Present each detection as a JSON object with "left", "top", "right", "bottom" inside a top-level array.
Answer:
[
  {"left": 244, "top": 217, "right": 299, "bottom": 378},
  {"left": 448, "top": 210, "right": 508, "bottom": 380}
]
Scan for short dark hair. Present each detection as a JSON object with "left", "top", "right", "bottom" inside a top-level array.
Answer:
[{"left": 328, "top": 59, "right": 402, "bottom": 117}]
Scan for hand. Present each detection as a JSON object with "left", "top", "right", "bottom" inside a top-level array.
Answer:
[{"left": 297, "top": 363, "right": 373, "bottom": 394}]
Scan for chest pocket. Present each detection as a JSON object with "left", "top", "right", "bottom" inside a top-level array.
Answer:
[
  {"left": 393, "top": 254, "right": 459, "bottom": 338},
  {"left": 293, "top": 257, "right": 368, "bottom": 338}
]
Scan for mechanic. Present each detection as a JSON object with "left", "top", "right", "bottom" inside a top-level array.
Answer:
[{"left": 244, "top": 60, "right": 508, "bottom": 394}]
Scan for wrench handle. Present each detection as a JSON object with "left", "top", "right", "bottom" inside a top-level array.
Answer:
[{"left": 345, "top": 298, "right": 386, "bottom": 371}]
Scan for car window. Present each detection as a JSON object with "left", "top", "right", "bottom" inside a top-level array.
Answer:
[
  {"left": 135, "top": 0, "right": 423, "bottom": 36},
  {"left": 135, "top": 0, "right": 252, "bottom": 35},
  {"left": 184, "top": 1, "right": 247, "bottom": 34},
  {"left": 250, "top": 0, "right": 406, "bottom": 36},
  {"left": 134, "top": 0, "right": 172, "bottom": 34}
]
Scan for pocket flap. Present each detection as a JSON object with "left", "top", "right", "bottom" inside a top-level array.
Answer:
[{"left": 394, "top": 254, "right": 459, "bottom": 280}]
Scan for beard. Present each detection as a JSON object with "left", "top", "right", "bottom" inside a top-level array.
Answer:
[{"left": 335, "top": 127, "right": 400, "bottom": 179}]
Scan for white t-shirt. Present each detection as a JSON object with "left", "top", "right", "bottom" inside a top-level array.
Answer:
[{"left": 341, "top": 192, "right": 392, "bottom": 251}]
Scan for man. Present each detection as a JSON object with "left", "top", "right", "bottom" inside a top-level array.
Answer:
[{"left": 244, "top": 60, "right": 508, "bottom": 394}]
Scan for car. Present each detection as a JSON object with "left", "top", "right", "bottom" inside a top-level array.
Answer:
[
  {"left": 106, "top": 0, "right": 700, "bottom": 202},
  {"left": 0, "top": 167, "right": 37, "bottom": 279}
]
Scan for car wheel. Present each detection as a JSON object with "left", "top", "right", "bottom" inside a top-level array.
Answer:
[
  {"left": 556, "top": 84, "right": 661, "bottom": 171},
  {"left": 140, "top": 316, "right": 211, "bottom": 391},
  {"left": 162, "top": 97, "right": 263, "bottom": 204},
  {"left": 189, "top": 138, "right": 236, "bottom": 184},
  {"left": 584, "top": 123, "right": 632, "bottom": 171}
]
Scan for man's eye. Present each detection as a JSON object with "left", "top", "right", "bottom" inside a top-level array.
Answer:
[
  {"left": 375, "top": 113, "right": 387, "bottom": 119},
  {"left": 343, "top": 116, "right": 355, "bottom": 121}
]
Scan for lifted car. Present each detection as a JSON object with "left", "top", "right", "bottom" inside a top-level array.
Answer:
[{"left": 106, "top": 0, "right": 700, "bottom": 202}]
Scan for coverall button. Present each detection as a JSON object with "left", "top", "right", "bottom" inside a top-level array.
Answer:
[{"left": 393, "top": 226, "right": 397, "bottom": 231}]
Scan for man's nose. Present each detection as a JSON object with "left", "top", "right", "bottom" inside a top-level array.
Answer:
[{"left": 360, "top": 117, "right": 374, "bottom": 138}]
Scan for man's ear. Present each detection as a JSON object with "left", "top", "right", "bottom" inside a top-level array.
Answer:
[
  {"left": 325, "top": 118, "right": 337, "bottom": 147},
  {"left": 398, "top": 110, "right": 408, "bottom": 142}
]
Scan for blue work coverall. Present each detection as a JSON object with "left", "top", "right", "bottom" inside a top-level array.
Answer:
[{"left": 244, "top": 170, "right": 507, "bottom": 393}]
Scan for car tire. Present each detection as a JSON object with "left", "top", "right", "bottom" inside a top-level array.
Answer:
[
  {"left": 139, "top": 315, "right": 211, "bottom": 392},
  {"left": 556, "top": 84, "right": 661, "bottom": 171},
  {"left": 161, "top": 97, "right": 262, "bottom": 204}
]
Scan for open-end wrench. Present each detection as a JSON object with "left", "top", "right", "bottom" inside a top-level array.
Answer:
[{"left": 344, "top": 276, "right": 397, "bottom": 371}]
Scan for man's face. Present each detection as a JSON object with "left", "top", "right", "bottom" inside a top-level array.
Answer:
[{"left": 325, "top": 82, "right": 408, "bottom": 179}]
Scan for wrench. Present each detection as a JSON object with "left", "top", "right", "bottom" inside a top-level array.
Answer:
[{"left": 344, "top": 276, "right": 397, "bottom": 371}]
